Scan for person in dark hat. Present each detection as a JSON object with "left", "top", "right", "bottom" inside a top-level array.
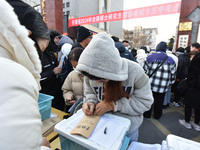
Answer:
[
  {"left": 72, "top": 26, "right": 93, "bottom": 49},
  {"left": 114, "top": 41, "right": 137, "bottom": 62},
  {"left": 111, "top": 36, "right": 120, "bottom": 42},
  {"left": 143, "top": 41, "right": 176, "bottom": 119}
]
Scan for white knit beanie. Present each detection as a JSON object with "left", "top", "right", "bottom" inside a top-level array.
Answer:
[{"left": 76, "top": 32, "right": 128, "bottom": 81}]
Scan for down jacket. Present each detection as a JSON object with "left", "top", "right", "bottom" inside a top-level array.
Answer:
[
  {"left": 62, "top": 70, "right": 84, "bottom": 105},
  {"left": 0, "top": 1, "right": 50, "bottom": 149}
]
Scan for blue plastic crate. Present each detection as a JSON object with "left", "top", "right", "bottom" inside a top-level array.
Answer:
[
  {"left": 59, "top": 134, "right": 130, "bottom": 150},
  {"left": 38, "top": 93, "right": 53, "bottom": 121}
]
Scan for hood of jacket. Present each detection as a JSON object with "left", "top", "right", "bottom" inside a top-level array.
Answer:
[
  {"left": 58, "top": 35, "right": 73, "bottom": 48},
  {"left": 156, "top": 41, "right": 167, "bottom": 52},
  {"left": 76, "top": 32, "right": 128, "bottom": 81},
  {"left": 115, "top": 42, "right": 126, "bottom": 53},
  {"left": 0, "top": 0, "right": 41, "bottom": 89}
]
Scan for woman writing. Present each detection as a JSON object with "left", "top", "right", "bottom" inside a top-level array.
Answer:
[{"left": 76, "top": 33, "right": 153, "bottom": 142}]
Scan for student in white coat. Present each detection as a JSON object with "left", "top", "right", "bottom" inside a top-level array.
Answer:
[{"left": 0, "top": 0, "right": 50, "bottom": 149}]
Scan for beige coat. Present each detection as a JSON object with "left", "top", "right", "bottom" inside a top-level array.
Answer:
[{"left": 62, "top": 70, "right": 84, "bottom": 105}]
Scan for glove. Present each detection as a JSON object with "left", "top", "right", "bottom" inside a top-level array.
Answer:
[
  {"left": 82, "top": 102, "right": 95, "bottom": 115},
  {"left": 94, "top": 101, "right": 114, "bottom": 116}
]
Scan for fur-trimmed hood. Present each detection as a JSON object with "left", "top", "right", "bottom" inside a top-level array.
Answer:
[{"left": 0, "top": 0, "right": 41, "bottom": 89}]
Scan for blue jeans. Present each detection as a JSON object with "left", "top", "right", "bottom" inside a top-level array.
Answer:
[
  {"left": 163, "top": 86, "right": 171, "bottom": 105},
  {"left": 127, "top": 129, "right": 139, "bottom": 143}
]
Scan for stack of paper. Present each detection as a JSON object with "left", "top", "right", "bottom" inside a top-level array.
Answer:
[{"left": 42, "top": 117, "right": 61, "bottom": 137}]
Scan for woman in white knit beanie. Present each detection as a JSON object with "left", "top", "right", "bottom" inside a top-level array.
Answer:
[{"left": 76, "top": 32, "right": 154, "bottom": 142}]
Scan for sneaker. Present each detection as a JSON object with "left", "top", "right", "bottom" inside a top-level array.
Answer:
[
  {"left": 190, "top": 121, "right": 200, "bottom": 131},
  {"left": 179, "top": 119, "right": 192, "bottom": 129},
  {"left": 171, "top": 102, "right": 176, "bottom": 106},
  {"left": 172, "top": 102, "right": 180, "bottom": 107}
]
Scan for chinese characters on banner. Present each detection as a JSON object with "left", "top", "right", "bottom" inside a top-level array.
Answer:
[{"left": 68, "top": 1, "right": 181, "bottom": 27}]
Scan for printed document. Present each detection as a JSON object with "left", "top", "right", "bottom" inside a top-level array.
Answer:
[{"left": 88, "top": 116, "right": 126, "bottom": 149}]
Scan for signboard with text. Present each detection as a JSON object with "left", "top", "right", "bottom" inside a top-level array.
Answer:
[{"left": 68, "top": 1, "right": 181, "bottom": 27}]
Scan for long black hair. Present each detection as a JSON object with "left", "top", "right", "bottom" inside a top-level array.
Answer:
[{"left": 7, "top": 0, "right": 50, "bottom": 42}]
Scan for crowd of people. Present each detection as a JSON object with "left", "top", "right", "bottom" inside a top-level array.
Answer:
[{"left": 0, "top": 0, "right": 200, "bottom": 149}]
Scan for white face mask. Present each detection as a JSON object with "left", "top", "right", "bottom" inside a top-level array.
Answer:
[{"left": 125, "top": 47, "right": 129, "bottom": 50}]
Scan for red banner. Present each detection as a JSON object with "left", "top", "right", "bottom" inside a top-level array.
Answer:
[{"left": 68, "top": 1, "right": 181, "bottom": 27}]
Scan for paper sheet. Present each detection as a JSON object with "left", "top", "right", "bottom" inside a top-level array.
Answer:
[
  {"left": 88, "top": 116, "right": 125, "bottom": 149},
  {"left": 67, "top": 112, "right": 85, "bottom": 129}
]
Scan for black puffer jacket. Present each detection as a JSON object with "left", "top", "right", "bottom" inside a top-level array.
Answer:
[
  {"left": 115, "top": 42, "right": 137, "bottom": 62},
  {"left": 40, "top": 46, "right": 65, "bottom": 111},
  {"left": 184, "top": 53, "right": 200, "bottom": 109},
  {"left": 176, "top": 53, "right": 190, "bottom": 80}
]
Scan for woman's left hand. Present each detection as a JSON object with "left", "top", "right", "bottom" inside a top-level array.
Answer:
[{"left": 94, "top": 101, "right": 114, "bottom": 116}]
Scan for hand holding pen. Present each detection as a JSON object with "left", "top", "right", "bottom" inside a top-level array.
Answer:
[{"left": 82, "top": 102, "right": 95, "bottom": 116}]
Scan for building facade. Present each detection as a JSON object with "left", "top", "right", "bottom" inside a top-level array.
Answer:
[
  {"left": 176, "top": 0, "right": 200, "bottom": 48},
  {"left": 123, "top": 26, "right": 158, "bottom": 49},
  {"left": 63, "top": 0, "right": 124, "bottom": 38}
]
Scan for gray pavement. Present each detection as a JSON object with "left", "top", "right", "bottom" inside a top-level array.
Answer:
[{"left": 138, "top": 104, "right": 200, "bottom": 144}]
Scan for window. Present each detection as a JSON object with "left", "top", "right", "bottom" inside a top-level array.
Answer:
[
  {"left": 104, "top": 0, "right": 107, "bottom": 9},
  {"left": 63, "top": 3, "right": 65, "bottom": 8},
  {"left": 104, "top": 22, "right": 107, "bottom": 31},
  {"left": 66, "top": 2, "right": 70, "bottom": 7},
  {"left": 67, "top": 11, "right": 70, "bottom": 15},
  {"left": 63, "top": 12, "right": 65, "bottom": 15},
  {"left": 101, "top": 0, "right": 107, "bottom": 9}
]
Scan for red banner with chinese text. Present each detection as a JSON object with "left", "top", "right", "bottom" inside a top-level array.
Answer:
[{"left": 68, "top": 1, "right": 181, "bottom": 27}]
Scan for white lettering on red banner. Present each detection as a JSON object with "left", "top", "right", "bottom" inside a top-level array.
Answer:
[{"left": 69, "top": 1, "right": 181, "bottom": 27}]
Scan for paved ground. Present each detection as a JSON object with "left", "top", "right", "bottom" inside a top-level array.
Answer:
[{"left": 138, "top": 104, "right": 200, "bottom": 144}]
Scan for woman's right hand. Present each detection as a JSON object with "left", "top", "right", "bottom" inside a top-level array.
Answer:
[{"left": 82, "top": 103, "right": 95, "bottom": 115}]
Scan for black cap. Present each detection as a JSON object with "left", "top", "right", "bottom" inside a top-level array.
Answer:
[{"left": 77, "top": 26, "right": 93, "bottom": 42}]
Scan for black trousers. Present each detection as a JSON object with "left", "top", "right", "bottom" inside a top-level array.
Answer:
[
  {"left": 172, "top": 81, "right": 182, "bottom": 103},
  {"left": 185, "top": 105, "right": 200, "bottom": 124},
  {"left": 144, "top": 92, "right": 166, "bottom": 119}
]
